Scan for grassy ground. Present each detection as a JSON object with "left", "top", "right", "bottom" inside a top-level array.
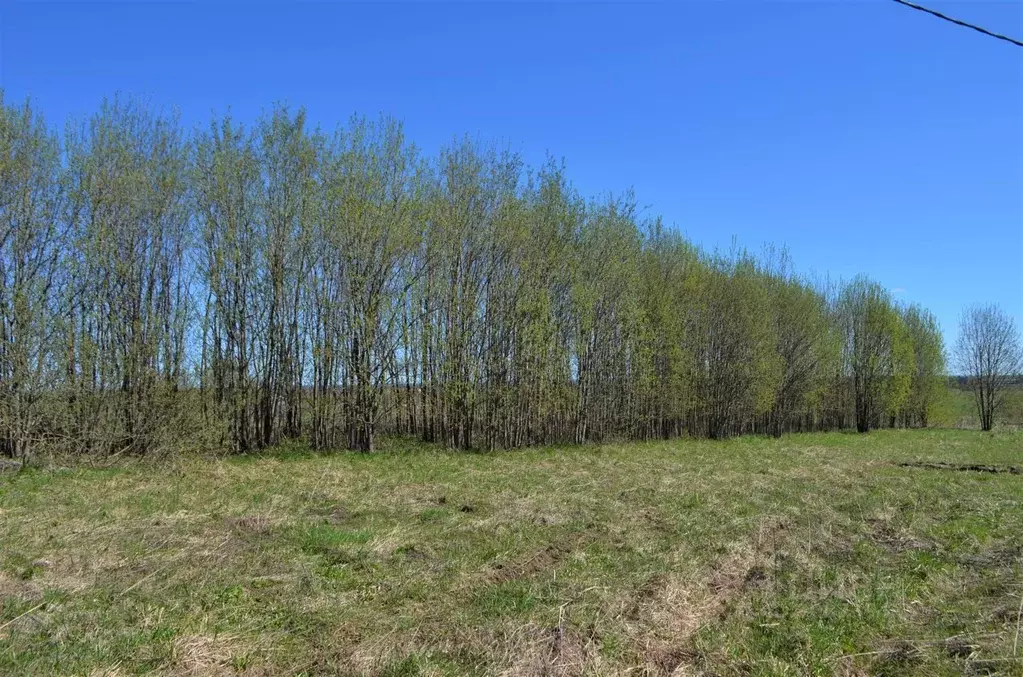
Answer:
[
  {"left": 2, "top": 430, "right": 1022, "bottom": 676},
  {"left": 931, "top": 387, "right": 1023, "bottom": 430}
]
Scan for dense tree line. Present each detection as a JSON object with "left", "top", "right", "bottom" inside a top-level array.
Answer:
[{"left": 0, "top": 95, "right": 951, "bottom": 457}]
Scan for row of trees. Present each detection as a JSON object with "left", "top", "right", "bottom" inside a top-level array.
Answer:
[{"left": 0, "top": 94, "right": 956, "bottom": 457}]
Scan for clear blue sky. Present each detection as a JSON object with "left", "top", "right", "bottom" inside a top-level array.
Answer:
[{"left": 2, "top": 1, "right": 1021, "bottom": 350}]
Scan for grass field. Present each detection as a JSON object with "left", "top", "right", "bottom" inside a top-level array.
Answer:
[
  {"left": 932, "top": 387, "right": 1023, "bottom": 431},
  {"left": 2, "top": 430, "right": 1022, "bottom": 676}
]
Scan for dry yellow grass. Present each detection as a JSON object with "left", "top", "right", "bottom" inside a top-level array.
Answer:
[{"left": 2, "top": 429, "right": 1022, "bottom": 675}]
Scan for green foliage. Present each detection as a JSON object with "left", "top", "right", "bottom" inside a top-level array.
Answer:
[
  {"left": 838, "top": 277, "right": 918, "bottom": 432},
  {"left": 0, "top": 95, "right": 65, "bottom": 458},
  {"left": 696, "top": 255, "right": 782, "bottom": 438},
  {"left": 901, "top": 304, "right": 947, "bottom": 426},
  {"left": 0, "top": 90, "right": 976, "bottom": 460}
]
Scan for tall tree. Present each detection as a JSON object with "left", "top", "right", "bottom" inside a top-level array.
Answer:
[
  {"left": 762, "top": 252, "right": 839, "bottom": 436},
  {"left": 63, "top": 98, "right": 190, "bottom": 454},
  {"left": 955, "top": 304, "right": 1022, "bottom": 431},
  {"left": 424, "top": 140, "right": 521, "bottom": 449},
  {"left": 636, "top": 222, "right": 702, "bottom": 439},
  {"left": 838, "top": 278, "right": 912, "bottom": 433},
  {"left": 256, "top": 106, "right": 317, "bottom": 445},
  {"left": 696, "top": 255, "right": 781, "bottom": 439},
  {"left": 901, "top": 304, "right": 946, "bottom": 427},
  {"left": 568, "top": 194, "right": 642, "bottom": 443},
  {"left": 194, "top": 114, "right": 262, "bottom": 451},
  {"left": 315, "top": 115, "right": 423, "bottom": 451},
  {"left": 0, "top": 96, "right": 65, "bottom": 458}
]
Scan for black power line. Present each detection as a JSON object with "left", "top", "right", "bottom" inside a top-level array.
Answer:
[{"left": 892, "top": 0, "right": 1023, "bottom": 49}]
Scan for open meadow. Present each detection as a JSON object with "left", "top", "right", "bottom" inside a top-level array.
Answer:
[
  {"left": 2, "top": 429, "right": 1022, "bottom": 676},
  {"left": 4, "top": 2, "right": 1023, "bottom": 675}
]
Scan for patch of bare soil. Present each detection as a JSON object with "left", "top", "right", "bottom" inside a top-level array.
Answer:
[
  {"left": 942, "top": 636, "right": 978, "bottom": 659},
  {"left": 897, "top": 461, "right": 1021, "bottom": 475},
  {"left": 959, "top": 542, "right": 1022, "bottom": 568},
  {"left": 488, "top": 544, "right": 571, "bottom": 585},
  {"left": 839, "top": 635, "right": 992, "bottom": 676},
  {"left": 306, "top": 493, "right": 356, "bottom": 524},
  {"left": 323, "top": 505, "right": 353, "bottom": 525},
  {"left": 0, "top": 572, "right": 43, "bottom": 604}
]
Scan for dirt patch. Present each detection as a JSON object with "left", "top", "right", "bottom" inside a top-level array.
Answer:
[
  {"left": 647, "top": 646, "right": 700, "bottom": 675},
  {"left": 866, "top": 519, "right": 934, "bottom": 553},
  {"left": 323, "top": 505, "right": 353, "bottom": 525},
  {"left": 0, "top": 572, "right": 43, "bottom": 603},
  {"left": 306, "top": 494, "right": 356, "bottom": 525},
  {"left": 394, "top": 545, "right": 429, "bottom": 562},
  {"left": 708, "top": 517, "right": 789, "bottom": 598},
  {"left": 897, "top": 461, "right": 1021, "bottom": 475},
  {"left": 942, "top": 636, "right": 977, "bottom": 659},
  {"left": 532, "top": 514, "right": 557, "bottom": 526},
  {"left": 640, "top": 509, "right": 674, "bottom": 534},
  {"left": 959, "top": 542, "right": 1022, "bottom": 568},
  {"left": 626, "top": 574, "right": 669, "bottom": 621},
  {"left": 488, "top": 544, "right": 570, "bottom": 585},
  {"left": 4, "top": 552, "right": 108, "bottom": 597},
  {"left": 627, "top": 574, "right": 715, "bottom": 675}
]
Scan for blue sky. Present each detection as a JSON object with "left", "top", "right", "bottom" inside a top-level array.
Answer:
[{"left": 1, "top": 1, "right": 1021, "bottom": 349}]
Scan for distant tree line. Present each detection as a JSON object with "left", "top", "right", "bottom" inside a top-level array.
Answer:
[{"left": 0, "top": 94, "right": 959, "bottom": 457}]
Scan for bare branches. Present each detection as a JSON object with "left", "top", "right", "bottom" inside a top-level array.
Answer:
[
  {"left": 955, "top": 304, "right": 1023, "bottom": 431},
  {"left": 0, "top": 91, "right": 986, "bottom": 458}
]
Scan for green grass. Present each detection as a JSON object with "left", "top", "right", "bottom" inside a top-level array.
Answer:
[
  {"left": 931, "top": 386, "right": 1023, "bottom": 429},
  {"left": 2, "top": 429, "right": 1022, "bottom": 675}
]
